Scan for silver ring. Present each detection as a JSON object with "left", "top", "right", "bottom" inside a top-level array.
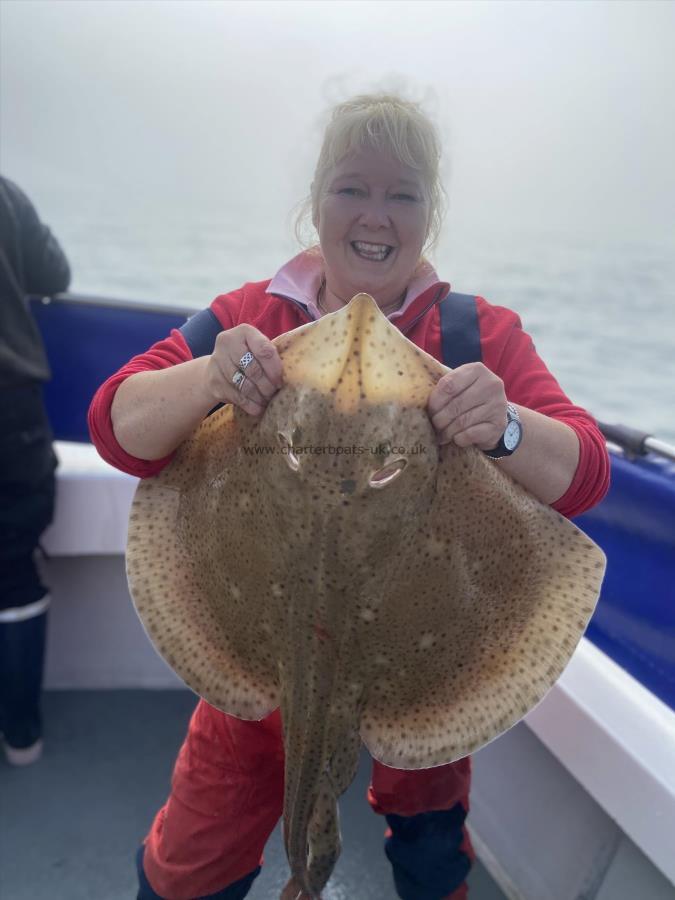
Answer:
[
  {"left": 239, "top": 351, "right": 255, "bottom": 370},
  {"left": 232, "top": 370, "right": 246, "bottom": 390}
]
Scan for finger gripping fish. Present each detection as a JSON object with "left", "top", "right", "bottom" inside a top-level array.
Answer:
[{"left": 126, "top": 294, "right": 606, "bottom": 898}]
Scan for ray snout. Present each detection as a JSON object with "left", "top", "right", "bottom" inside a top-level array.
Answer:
[{"left": 272, "top": 292, "right": 446, "bottom": 412}]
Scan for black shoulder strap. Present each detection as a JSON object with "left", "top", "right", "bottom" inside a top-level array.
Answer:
[
  {"left": 179, "top": 308, "right": 223, "bottom": 358},
  {"left": 438, "top": 291, "right": 482, "bottom": 368}
]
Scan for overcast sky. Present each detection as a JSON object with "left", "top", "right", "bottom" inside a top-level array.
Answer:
[{"left": 1, "top": 0, "right": 674, "bottom": 244}]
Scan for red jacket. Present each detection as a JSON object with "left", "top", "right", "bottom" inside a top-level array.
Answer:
[{"left": 88, "top": 279, "right": 609, "bottom": 518}]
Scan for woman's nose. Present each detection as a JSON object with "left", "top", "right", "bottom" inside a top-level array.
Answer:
[{"left": 357, "top": 198, "right": 391, "bottom": 229}]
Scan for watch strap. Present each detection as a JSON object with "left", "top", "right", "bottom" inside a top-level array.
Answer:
[{"left": 483, "top": 404, "right": 522, "bottom": 460}]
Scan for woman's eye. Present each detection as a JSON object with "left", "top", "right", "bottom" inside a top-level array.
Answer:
[
  {"left": 392, "top": 193, "right": 417, "bottom": 202},
  {"left": 338, "top": 187, "right": 364, "bottom": 196}
]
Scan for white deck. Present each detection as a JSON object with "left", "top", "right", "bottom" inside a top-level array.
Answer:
[{"left": 41, "top": 442, "right": 675, "bottom": 900}]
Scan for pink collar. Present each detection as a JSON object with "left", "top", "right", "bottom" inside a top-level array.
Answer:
[{"left": 266, "top": 249, "right": 445, "bottom": 321}]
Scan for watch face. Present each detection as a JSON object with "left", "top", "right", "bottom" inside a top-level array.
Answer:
[{"left": 504, "top": 420, "right": 521, "bottom": 451}]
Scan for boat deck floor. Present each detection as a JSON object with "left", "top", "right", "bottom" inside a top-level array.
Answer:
[{"left": 1, "top": 690, "right": 507, "bottom": 899}]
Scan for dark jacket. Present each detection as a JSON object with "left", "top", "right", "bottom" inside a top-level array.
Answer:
[{"left": 0, "top": 177, "right": 71, "bottom": 385}]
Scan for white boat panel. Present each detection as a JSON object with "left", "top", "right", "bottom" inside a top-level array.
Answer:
[
  {"left": 44, "top": 442, "right": 138, "bottom": 555},
  {"left": 526, "top": 641, "right": 675, "bottom": 885},
  {"left": 44, "top": 555, "right": 183, "bottom": 689},
  {"left": 469, "top": 721, "right": 622, "bottom": 900},
  {"left": 594, "top": 837, "right": 675, "bottom": 900}
]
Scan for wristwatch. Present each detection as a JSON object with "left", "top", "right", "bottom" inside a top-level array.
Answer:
[{"left": 483, "top": 403, "right": 523, "bottom": 460}]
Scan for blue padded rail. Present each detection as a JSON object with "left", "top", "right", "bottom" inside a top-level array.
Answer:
[
  {"left": 575, "top": 452, "right": 675, "bottom": 711},
  {"left": 30, "top": 294, "right": 191, "bottom": 443}
]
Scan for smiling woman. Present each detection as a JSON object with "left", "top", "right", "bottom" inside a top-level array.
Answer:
[
  {"left": 302, "top": 94, "right": 445, "bottom": 315},
  {"left": 88, "top": 92, "right": 610, "bottom": 900},
  {"left": 315, "top": 149, "right": 431, "bottom": 313}
]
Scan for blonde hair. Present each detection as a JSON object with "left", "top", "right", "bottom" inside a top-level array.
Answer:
[{"left": 294, "top": 93, "right": 447, "bottom": 256}]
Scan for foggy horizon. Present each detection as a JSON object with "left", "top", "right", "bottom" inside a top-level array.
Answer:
[{"left": 1, "top": 0, "right": 674, "bottom": 250}]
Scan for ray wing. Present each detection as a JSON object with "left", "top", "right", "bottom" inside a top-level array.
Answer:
[
  {"left": 127, "top": 404, "right": 286, "bottom": 719},
  {"left": 357, "top": 443, "right": 606, "bottom": 768}
]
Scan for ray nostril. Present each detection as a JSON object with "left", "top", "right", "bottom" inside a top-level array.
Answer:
[
  {"left": 277, "top": 431, "right": 300, "bottom": 471},
  {"left": 369, "top": 458, "right": 407, "bottom": 489},
  {"left": 340, "top": 479, "right": 356, "bottom": 495}
]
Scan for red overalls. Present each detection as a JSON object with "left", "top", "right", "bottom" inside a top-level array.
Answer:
[{"left": 142, "top": 699, "right": 474, "bottom": 899}]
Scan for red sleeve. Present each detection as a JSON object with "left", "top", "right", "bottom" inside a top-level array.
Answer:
[
  {"left": 87, "top": 293, "right": 239, "bottom": 478},
  {"left": 477, "top": 298, "right": 610, "bottom": 519}
]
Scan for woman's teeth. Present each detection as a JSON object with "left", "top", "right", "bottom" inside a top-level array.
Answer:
[{"left": 351, "top": 241, "right": 392, "bottom": 261}]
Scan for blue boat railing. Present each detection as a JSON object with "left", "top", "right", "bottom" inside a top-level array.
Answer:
[
  {"left": 29, "top": 292, "right": 675, "bottom": 712},
  {"left": 30, "top": 292, "right": 195, "bottom": 444},
  {"left": 575, "top": 452, "right": 675, "bottom": 711}
]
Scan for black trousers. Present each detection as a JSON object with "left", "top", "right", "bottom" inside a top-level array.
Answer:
[{"left": 0, "top": 382, "right": 57, "bottom": 747}]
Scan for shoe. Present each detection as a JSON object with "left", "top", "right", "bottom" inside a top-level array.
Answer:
[{"left": 3, "top": 737, "right": 43, "bottom": 766}]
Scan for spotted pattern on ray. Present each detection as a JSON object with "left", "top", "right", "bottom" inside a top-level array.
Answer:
[{"left": 126, "top": 293, "right": 606, "bottom": 898}]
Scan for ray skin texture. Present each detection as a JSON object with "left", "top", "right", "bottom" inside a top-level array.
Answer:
[{"left": 126, "top": 294, "right": 606, "bottom": 898}]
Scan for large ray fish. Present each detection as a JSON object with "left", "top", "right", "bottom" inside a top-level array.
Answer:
[{"left": 126, "top": 294, "right": 606, "bottom": 898}]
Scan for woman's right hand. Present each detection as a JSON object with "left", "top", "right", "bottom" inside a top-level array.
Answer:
[{"left": 204, "top": 324, "right": 284, "bottom": 416}]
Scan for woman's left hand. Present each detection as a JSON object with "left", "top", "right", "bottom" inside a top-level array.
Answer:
[{"left": 427, "top": 363, "right": 508, "bottom": 450}]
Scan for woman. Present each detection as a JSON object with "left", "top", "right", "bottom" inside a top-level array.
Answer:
[{"left": 89, "top": 94, "right": 609, "bottom": 900}]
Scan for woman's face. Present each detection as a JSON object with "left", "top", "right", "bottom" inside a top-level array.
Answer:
[{"left": 315, "top": 147, "right": 430, "bottom": 308}]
